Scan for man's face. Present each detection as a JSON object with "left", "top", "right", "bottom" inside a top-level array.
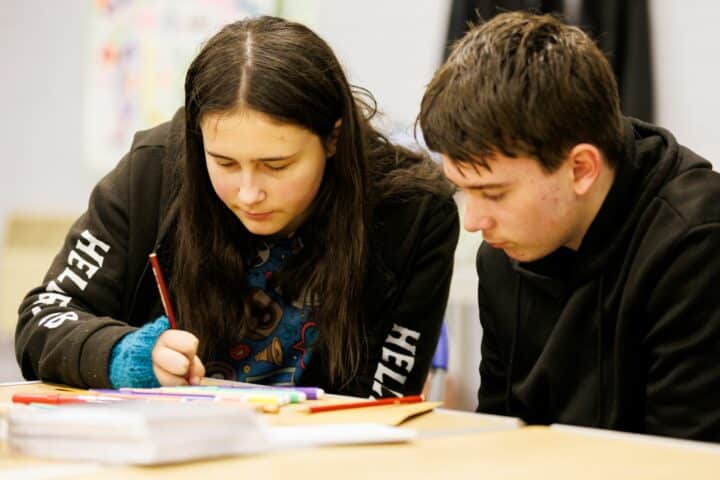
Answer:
[{"left": 443, "top": 152, "right": 583, "bottom": 262}]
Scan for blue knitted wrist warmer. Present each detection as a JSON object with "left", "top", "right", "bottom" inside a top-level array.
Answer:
[{"left": 109, "top": 316, "right": 170, "bottom": 388}]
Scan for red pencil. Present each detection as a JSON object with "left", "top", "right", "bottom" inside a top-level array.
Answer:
[
  {"left": 148, "top": 253, "right": 178, "bottom": 329},
  {"left": 303, "top": 395, "right": 424, "bottom": 414}
]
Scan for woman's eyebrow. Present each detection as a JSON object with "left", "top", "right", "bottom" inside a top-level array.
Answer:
[{"left": 205, "top": 150, "right": 295, "bottom": 162}]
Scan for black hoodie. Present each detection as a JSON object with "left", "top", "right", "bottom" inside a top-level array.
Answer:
[
  {"left": 14, "top": 111, "right": 460, "bottom": 398},
  {"left": 476, "top": 118, "right": 720, "bottom": 442}
]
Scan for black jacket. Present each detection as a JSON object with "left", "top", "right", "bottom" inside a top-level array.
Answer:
[
  {"left": 476, "top": 118, "right": 720, "bottom": 442},
  {"left": 15, "top": 111, "right": 459, "bottom": 398}
]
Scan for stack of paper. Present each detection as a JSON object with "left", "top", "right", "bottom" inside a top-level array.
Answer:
[
  {"left": 8, "top": 401, "right": 267, "bottom": 465},
  {"left": 7, "top": 400, "right": 418, "bottom": 465}
]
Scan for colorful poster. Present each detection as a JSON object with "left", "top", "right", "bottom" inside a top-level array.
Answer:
[{"left": 84, "top": 0, "right": 277, "bottom": 172}]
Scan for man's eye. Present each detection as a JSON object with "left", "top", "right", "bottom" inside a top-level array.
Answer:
[{"left": 482, "top": 192, "right": 505, "bottom": 201}]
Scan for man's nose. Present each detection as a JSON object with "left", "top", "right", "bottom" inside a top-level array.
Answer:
[{"left": 464, "top": 204, "right": 496, "bottom": 233}]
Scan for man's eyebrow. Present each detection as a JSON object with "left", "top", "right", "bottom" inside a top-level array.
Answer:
[
  {"left": 463, "top": 182, "right": 509, "bottom": 190},
  {"left": 205, "top": 150, "right": 295, "bottom": 162},
  {"left": 445, "top": 175, "right": 509, "bottom": 190}
]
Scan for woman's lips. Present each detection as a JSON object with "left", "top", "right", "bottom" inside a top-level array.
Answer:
[{"left": 242, "top": 210, "right": 273, "bottom": 220}]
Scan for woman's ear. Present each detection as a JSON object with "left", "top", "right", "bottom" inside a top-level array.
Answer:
[{"left": 324, "top": 119, "right": 342, "bottom": 158}]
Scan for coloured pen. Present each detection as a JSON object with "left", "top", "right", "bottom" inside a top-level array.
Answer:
[
  {"left": 12, "top": 393, "right": 123, "bottom": 405},
  {"left": 301, "top": 394, "right": 425, "bottom": 414},
  {"left": 208, "top": 385, "right": 325, "bottom": 400},
  {"left": 105, "top": 387, "right": 295, "bottom": 405},
  {"left": 155, "top": 386, "right": 308, "bottom": 403}
]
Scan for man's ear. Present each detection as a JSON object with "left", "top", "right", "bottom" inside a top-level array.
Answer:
[
  {"left": 568, "top": 143, "right": 603, "bottom": 196},
  {"left": 325, "top": 119, "right": 342, "bottom": 158}
]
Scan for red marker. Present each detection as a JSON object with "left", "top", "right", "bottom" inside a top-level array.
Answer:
[
  {"left": 302, "top": 395, "right": 424, "bottom": 414},
  {"left": 12, "top": 393, "right": 122, "bottom": 405}
]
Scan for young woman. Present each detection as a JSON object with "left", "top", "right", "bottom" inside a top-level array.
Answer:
[{"left": 15, "top": 16, "right": 458, "bottom": 398}]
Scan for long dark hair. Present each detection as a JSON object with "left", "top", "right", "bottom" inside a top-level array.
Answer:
[{"left": 172, "top": 16, "right": 451, "bottom": 385}]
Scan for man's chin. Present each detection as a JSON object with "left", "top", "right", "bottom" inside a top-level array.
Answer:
[
  {"left": 502, "top": 247, "right": 535, "bottom": 262},
  {"left": 505, "top": 246, "right": 560, "bottom": 263}
]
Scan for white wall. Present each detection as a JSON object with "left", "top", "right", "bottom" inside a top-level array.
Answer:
[
  {"left": 0, "top": 1, "right": 96, "bottom": 232},
  {"left": 291, "top": 0, "right": 452, "bottom": 131},
  {"left": 651, "top": 0, "right": 720, "bottom": 169}
]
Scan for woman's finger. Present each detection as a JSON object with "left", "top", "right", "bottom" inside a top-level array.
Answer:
[{"left": 152, "top": 345, "right": 190, "bottom": 376}]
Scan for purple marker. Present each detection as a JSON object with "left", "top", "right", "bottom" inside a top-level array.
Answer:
[
  {"left": 187, "top": 385, "right": 326, "bottom": 400},
  {"left": 272, "top": 386, "right": 325, "bottom": 400},
  {"left": 91, "top": 389, "right": 215, "bottom": 400}
]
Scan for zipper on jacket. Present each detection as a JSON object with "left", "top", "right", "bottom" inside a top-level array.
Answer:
[
  {"left": 596, "top": 275, "right": 606, "bottom": 427},
  {"left": 126, "top": 242, "right": 161, "bottom": 321},
  {"left": 504, "top": 274, "right": 522, "bottom": 416}
]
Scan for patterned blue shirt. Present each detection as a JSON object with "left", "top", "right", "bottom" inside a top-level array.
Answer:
[{"left": 203, "top": 236, "right": 316, "bottom": 385}]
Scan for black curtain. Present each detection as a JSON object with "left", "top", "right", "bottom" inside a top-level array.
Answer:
[{"left": 444, "top": 0, "right": 654, "bottom": 122}]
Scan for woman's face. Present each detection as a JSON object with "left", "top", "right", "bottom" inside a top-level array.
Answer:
[{"left": 201, "top": 108, "right": 333, "bottom": 237}]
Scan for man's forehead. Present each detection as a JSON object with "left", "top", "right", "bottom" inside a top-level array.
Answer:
[
  {"left": 441, "top": 154, "right": 523, "bottom": 191},
  {"left": 442, "top": 155, "right": 492, "bottom": 178}
]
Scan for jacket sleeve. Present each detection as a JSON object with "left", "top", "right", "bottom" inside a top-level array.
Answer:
[
  {"left": 644, "top": 224, "right": 720, "bottom": 442},
  {"left": 475, "top": 244, "right": 509, "bottom": 414},
  {"left": 14, "top": 153, "right": 142, "bottom": 388},
  {"left": 346, "top": 196, "right": 460, "bottom": 398}
]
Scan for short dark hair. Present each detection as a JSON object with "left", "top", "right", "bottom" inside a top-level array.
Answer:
[{"left": 419, "top": 11, "right": 623, "bottom": 171}]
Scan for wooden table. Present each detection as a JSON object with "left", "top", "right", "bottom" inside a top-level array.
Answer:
[{"left": 2, "top": 382, "right": 719, "bottom": 479}]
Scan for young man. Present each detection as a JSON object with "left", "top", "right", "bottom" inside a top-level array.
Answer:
[{"left": 419, "top": 11, "right": 720, "bottom": 441}]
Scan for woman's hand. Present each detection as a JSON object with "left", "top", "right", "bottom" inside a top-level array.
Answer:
[{"left": 152, "top": 329, "right": 206, "bottom": 386}]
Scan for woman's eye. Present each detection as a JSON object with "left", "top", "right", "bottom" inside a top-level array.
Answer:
[{"left": 214, "top": 159, "right": 234, "bottom": 168}]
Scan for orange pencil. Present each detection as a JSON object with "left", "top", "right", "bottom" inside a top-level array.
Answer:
[
  {"left": 148, "top": 253, "right": 178, "bottom": 329},
  {"left": 303, "top": 395, "right": 424, "bottom": 414}
]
